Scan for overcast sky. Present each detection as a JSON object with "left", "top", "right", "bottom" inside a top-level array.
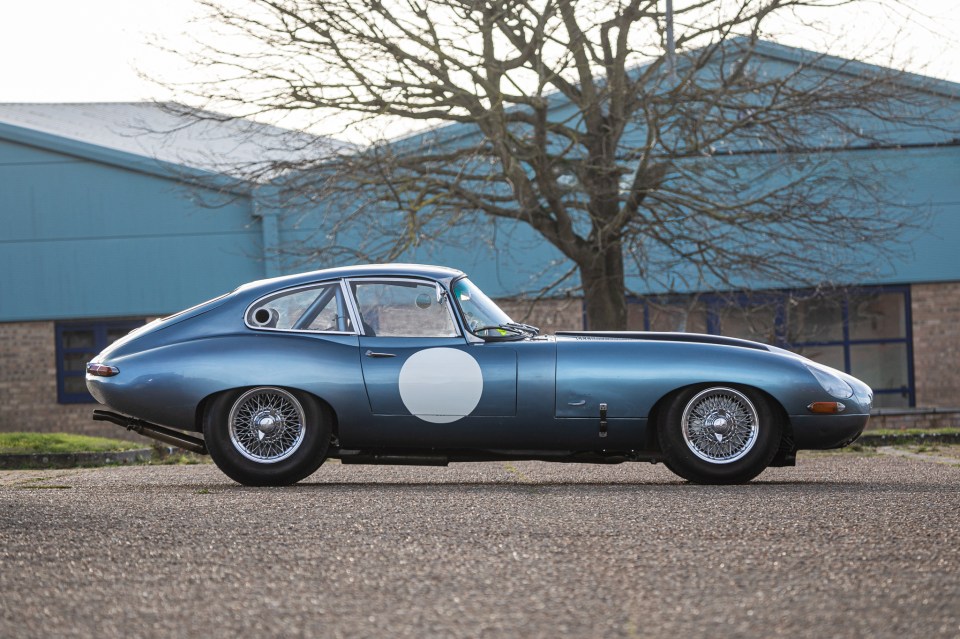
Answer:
[{"left": 1, "top": 0, "right": 958, "bottom": 139}]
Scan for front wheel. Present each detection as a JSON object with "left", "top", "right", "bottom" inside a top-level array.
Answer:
[
  {"left": 658, "top": 385, "right": 781, "bottom": 484},
  {"left": 203, "top": 387, "right": 330, "bottom": 486}
]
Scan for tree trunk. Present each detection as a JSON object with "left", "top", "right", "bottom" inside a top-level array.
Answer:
[{"left": 579, "top": 243, "right": 628, "bottom": 330}]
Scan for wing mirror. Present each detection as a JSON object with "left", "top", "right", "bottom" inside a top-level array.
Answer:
[{"left": 435, "top": 282, "right": 448, "bottom": 305}]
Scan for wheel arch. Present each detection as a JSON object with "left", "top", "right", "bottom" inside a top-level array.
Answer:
[
  {"left": 194, "top": 386, "right": 341, "bottom": 443},
  {"left": 648, "top": 381, "right": 792, "bottom": 452}
]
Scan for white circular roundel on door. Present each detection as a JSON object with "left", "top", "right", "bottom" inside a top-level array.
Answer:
[{"left": 398, "top": 348, "right": 483, "bottom": 423}]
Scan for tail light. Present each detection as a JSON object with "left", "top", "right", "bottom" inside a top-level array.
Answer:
[{"left": 86, "top": 363, "right": 119, "bottom": 377}]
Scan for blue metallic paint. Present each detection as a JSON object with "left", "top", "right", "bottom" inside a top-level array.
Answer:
[
  {"left": 557, "top": 336, "right": 870, "bottom": 417},
  {"left": 87, "top": 264, "right": 872, "bottom": 465}
]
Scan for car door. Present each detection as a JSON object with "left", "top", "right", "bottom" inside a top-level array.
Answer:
[{"left": 346, "top": 278, "right": 519, "bottom": 448}]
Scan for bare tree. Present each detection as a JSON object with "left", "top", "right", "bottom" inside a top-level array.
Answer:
[{"left": 178, "top": 0, "right": 954, "bottom": 329}]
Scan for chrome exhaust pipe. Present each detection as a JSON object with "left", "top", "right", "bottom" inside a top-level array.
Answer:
[{"left": 93, "top": 410, "right": 208, "bottom": 455}]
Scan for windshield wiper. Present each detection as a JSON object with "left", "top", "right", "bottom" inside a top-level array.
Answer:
[
  {"left": 505, "top": 322, "right": 540, "bottom": 336},
  {"left": 471, "top": 324, "right": 530, "bottom": 340}
]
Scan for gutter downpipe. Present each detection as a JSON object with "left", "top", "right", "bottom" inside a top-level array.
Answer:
[{"left": 253, "top": 185, "right": 281, "bottom": 278}]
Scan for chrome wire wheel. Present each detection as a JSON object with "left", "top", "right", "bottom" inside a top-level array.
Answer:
[
  {"left": 681, "top": 387, "right": 760, "bottom": 464},
  {"left": 228, "top": 387, "right": 306, "bottom": 464}
]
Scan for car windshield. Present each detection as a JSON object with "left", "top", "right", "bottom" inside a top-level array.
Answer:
[{"left": 452, "top": 277, "right": 518, "bottom": 336}]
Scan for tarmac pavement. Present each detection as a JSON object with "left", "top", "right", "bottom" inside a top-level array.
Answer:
[{"left": 1, "top": 450, "right": 958, "bottom": 638}]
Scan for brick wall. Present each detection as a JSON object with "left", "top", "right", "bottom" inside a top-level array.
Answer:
[
  {"left": 911, "top": 282, "right": 960, "bottom": 408},
  {"left": 0, "top": 321, "right": 141, "bottom": 441},
  {"left": 496, "top": 297, "right": 584, "bottom": 332},
  {"left": 868, "top": 410, "right": 960, "bottom": 430}
]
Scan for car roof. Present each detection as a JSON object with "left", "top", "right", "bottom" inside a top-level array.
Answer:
[{"left": 235, "top": 263, "right": 467, "bottom": 297}]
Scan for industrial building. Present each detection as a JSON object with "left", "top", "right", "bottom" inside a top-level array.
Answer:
[{"left": 1, "top": 42, "right": 958, "bottom": 437}]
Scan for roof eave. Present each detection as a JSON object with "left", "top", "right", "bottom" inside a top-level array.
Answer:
[{"left": 0, "top": 120, "right": 252, "bottom": 196}]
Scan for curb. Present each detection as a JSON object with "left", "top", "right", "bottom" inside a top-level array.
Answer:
[
  {"left": 0, "top": 448, "right": 154, "bottom": 470},
  {"left": 857, "top": 432, "right": 960, "bottom": 446}
]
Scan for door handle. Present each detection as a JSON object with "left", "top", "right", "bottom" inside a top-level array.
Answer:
[
  {"left": 567, "top": 400, "right": 586, "bottom": 406},
  {"left": 365, "top": 350, "right": 397, "bottom": 358}
]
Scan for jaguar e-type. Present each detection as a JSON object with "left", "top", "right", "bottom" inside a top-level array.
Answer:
[{"left": 87, "top": 264, "right": 872, "bottom": 485}]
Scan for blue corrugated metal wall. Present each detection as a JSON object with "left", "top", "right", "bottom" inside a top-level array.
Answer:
[
  {"left": 271, "top": 141, "right": 960, "bottom": 298},
  {"left": 0, "top": 130, "right": 265, "bottom": 322},
  {"left": 1, "top": 79, "right": 958, "bottom": 325},
  {"left": 877, "top": 145, "right": 960, "bottom": 284}
]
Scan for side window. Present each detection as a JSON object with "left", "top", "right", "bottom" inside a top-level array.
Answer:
[
  {"left": 351, "top": 281, "right": 458, "bottom": 337},
  {"left": 246, "top": 283, "right": 352, "bottom": 332}
]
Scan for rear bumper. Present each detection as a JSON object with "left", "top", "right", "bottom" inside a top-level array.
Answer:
[{"left": 791, "top": 414, "right": 870, "bottom": 449}]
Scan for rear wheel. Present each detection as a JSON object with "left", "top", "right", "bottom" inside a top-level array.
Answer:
[
  {"left": 658, "top": 385, "right": 780, "bottom": 484},
  {"left": 203, "top": 387, "right": 330, "bottom": 486}
]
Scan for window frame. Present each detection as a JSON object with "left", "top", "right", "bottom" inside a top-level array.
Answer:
[
  {"left": 345, "top": 276, "right": 463, "bottom": 339},
  {"left": 55, "top": 319, "right": 145, "bottom": 404}
]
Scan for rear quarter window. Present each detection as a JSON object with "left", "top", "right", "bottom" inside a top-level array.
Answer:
[{"left": 246, "top": 283, "right": 353, "bottom": 332}]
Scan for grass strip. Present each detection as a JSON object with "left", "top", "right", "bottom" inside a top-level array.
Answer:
[{"left": 0, "top": 432, "right": 143, "bottom": 455}]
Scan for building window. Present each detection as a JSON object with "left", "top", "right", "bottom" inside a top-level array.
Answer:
[
  {"left": 626, "top": 287, "right": 914, "bottom": 408},
  {"left": 55, "top": 320, "right": 145, "bottom": 404}
]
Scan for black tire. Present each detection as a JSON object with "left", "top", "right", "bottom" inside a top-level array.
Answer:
[
  {"left": 658, "top": 385, "right": 781, "bottom": 484},
  {"left": 203, "top": 387, "right": 330, "bottom": 486}
]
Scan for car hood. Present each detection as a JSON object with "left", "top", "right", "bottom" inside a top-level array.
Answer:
[{"left": 554, "top": 331, "right": 771, "bottom": 352}]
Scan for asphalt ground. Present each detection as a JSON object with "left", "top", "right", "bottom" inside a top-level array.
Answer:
[{"left": 1, "top": 450, "right": 958, "bottom": 639}]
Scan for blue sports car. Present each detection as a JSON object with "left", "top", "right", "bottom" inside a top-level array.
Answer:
[{"left": 87, "top": 264, "right": 872, "bottom": 485}]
